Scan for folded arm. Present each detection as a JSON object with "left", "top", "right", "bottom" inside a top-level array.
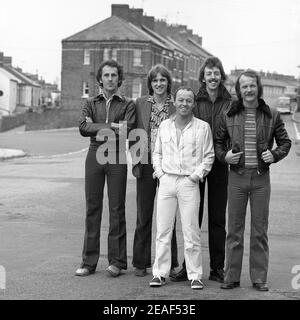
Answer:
[{"left": 78, "top": 99, "right": 110, "bottom": 137}]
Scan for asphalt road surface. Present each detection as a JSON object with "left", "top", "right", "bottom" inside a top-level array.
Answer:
[{"left": 0, "top": 115, "right": 300, "bottom": 300}]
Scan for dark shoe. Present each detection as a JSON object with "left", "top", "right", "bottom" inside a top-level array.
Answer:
[
  {"left": 149, "top": 276, "right": 166, "bottom": 287},
  {"left": 105, "top": 265, "right": 121, "bottom": 277},
  {"left": 253, "top": 283, "right": 269, "bottom": 291},
  {"left": 170, "top": 267, "right": 188, "bottom": 282},
  {"left": 191, "top": 279, "right": 204, "bottom": 290},
  {"left": 209, "top": 269, "right": 224, "bottom": 283},
  {"left": 169, "top": 268, "right": 176, "bottom": 278},
  {"left": 75, "top": 267, "right": 95, "bottom": 277},
  {"left": 134, "top": 268, "right": 147, "bottom": 277},
  {"left": 220, "top": 281, "right": 240, "bottom": 289}
]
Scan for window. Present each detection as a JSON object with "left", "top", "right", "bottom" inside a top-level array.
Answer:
[
  {"left": 82, "top": 82, "right": 89, "bottom": 98},
  {"left": 84, "top": 49, "right": 90, "bottom": 65},
  {"left": 195, "top": 58, "right": 199, "bottom": 75},
  {"left": 185, "top": 57, "right": 189, "bottom": 72},
  {"left": 189, "top": 58, "right": 192, "bottom": 75},
  {"left": 176, "top": 58, "right": 180, "bottom": 71},
  {"left": 103, "top": 48, "right": 110, "bottom": 61},
  {"left": 133, "top": 49, "right": 142, "bottom": 66},
  {"left": 112, "top": 48, "right": 117, "bottom": 61},
  {"left": 132, "top": 78, "right": 142, "bottom": 99}
]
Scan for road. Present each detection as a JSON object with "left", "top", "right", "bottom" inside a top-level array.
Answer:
[{"left": 0, "top": 115, "right": 300, "bottom": 300}]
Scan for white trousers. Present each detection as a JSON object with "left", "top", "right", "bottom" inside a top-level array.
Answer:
[{"left": 152, "top": 174, "right": 203, "bottom": 280}]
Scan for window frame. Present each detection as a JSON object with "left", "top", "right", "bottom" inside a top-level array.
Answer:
[
  {"left": 83, "top": 49, "right": 90, "bottom": 65},
  {"left": 82, "top": 81, "right": 89, "bottom": 98},
  {"left": 133, "top": 49, "right": 143, "bottom": 67}
]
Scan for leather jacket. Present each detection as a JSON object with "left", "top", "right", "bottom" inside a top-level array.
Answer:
[
  {"left": 193, "top": 84, "right": 231, "bottom": 169},
  {"left": 194, "top": 84, "right": 232, "bottom": 138},
  {"left": 215, "top": 98, "right": 291, "bottom": 174},
  {"left": 78, "top": 93, "right": 136, "bottom": 151}
]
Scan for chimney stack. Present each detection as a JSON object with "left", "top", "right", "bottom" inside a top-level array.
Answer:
[
  {"left": 3, "top": 56, "right": 12, "bottom": 66},
  {"left": 129, "top": 8, "right": 143, "bottom": 26},
  {"left": 143, "top": 16, "right": 155, "bottom": 30},
  {"left": 193, "top": 35, "right": 202, "bottom": 46},
  {"left": 111, "top": 4, "right": 130, "bottom": 21},
  {"left": 111, "top": 4, "right": 153, "bottom": 29}
]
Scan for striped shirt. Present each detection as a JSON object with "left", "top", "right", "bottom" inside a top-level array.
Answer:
[
  {"left": 244, "top": 107, "right": 258, "bottom": 168},
  {"left": 148, "top": 95, "right": 172, "bottom": 154}
]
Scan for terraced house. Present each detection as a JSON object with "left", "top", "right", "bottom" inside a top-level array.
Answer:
[{"left": 61, "top": 4, "right": 212, "bottom": 124}]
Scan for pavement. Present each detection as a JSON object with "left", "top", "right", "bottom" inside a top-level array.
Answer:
[
  {"left": 1, "top": 114, "right": 299, "bottom": 162},
  {"left": 0, "top": 148, "right": 27, "bottom": 160},
  {"left": 0, "top": 118, "right": 300, "bottom": 303},
  {"left": 0, "top": 125, "right": 88, "bottom": 160},
  {"left": 1, "top": 111, "right": 300, "bottom": 160},
  {"left": 291, "top": 111, "right": 300, "bottom": 158}
]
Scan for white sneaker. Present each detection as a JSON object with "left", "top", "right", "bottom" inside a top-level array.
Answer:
[
  {"left": 105, "top": 265, "right": 121, "bottom": 277},
  {"left": 149, "top": 276, "right": 166, "bottom": 287},
  {"left": 191, "top": 279, "right": 204, "bottom": 290},
  {"left": 75, "top": 267, "right": 94, "bottom": 276}
]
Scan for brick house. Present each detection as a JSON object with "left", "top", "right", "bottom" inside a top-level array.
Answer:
[
  {"left": 61, "top": 4, "right": 212, "bottom": 122},
  {"left": 61, "top": 15, "right": 174, "bottom": 111}
]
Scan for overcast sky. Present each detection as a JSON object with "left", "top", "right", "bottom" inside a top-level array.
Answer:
[{"left": 1, "top": 0, "right": 299, "bottom": 85}]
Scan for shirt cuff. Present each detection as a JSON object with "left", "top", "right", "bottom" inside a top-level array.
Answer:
[{"left": 154, "top": 169, "right": 165, "bottom": 179}]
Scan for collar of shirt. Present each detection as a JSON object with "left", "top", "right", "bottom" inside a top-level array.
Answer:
[
  {"left": 95, "top": 92, "right": 124, "bottom": 124},
  {"left": 147, "top": 94, "right": 173, "bottom": 105},
  {"left": 170, "top": 114, "right": 195, "bottom": 132},
  {"left": 96, "top": 92, "right": 124, "bottom": 102}
]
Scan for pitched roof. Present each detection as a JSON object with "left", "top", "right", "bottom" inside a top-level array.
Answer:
[
  {"left": 158, "top": 31, "right": 211, "bottom": 59},
  {"left": 0, "top": 66, "right": 21, "bottom": 83},
  {"left": 63, "top": 15, "right": 165, "bottom": 48},
  {"left": 62, "top": 14, "right": 213, "bottom": 62},
  {"left": 165, "top": 36, "right": 190, "bottom": 55},
  {"left": 141, "top": 25, "right": 187, "bottom": 54},
  {"left": 2, "top": 65, "right": 40, "bottom": 87},
  {"left": 187, "top": 38, "right": 212, "bottom": 57},
  {"left": 127, "top": 21, "right": 169, "bottom": 49}
]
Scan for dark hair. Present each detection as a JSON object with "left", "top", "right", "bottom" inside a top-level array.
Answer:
[
  {"left": 147, "top": 64, "right": 172, "bottom": 95},
  {"left": 96, "top": 59, "right": 124, "bottom": 88},
  {"left": 235, "top": 69, "right": 263, "bottom": 101},
  {"left": 198, "top": 56, "right": 226, "bottom": 86},
  {"left": 174, "top": 86, "right": 196, "bottom": 102}
]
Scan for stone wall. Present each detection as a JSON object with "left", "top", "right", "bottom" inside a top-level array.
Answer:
[
  {"left": 24, "top": 108, "right": 80, "bottom": 131},
  {"left": 0, "top": 113, "right": 25, "bottom": 132}
]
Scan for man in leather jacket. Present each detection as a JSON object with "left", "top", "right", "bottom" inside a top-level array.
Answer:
[
  {"left": 215, "top": 69, "right": 291, "bottom": 291},
  {"left": 75, "top": 60, "right": 136, "bottom": 278}
]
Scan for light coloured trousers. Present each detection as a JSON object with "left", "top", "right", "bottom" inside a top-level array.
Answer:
[{"left": 152, "top": 174, "right": 203, "bottom": 280}]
